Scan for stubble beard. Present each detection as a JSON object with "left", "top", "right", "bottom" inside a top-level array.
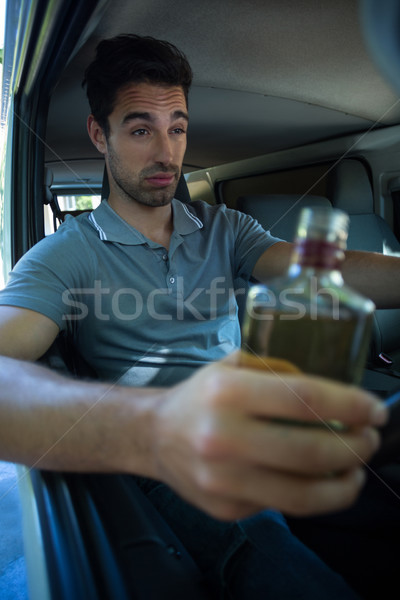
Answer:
[{"left": 107, "top": 142, "right": 180, "bottom": 207}]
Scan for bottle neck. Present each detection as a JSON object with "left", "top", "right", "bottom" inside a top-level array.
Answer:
[{"left": 291, "top": 238, "right": 345, "bottom": 271}]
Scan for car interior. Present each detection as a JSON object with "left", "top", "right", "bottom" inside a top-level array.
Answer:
[{"left": 2, "top": 0, "right": 400, "bottom": 598}]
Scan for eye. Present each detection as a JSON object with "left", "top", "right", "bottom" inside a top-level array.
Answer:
[
  {"left": 132, "top": 128, "right": 149, "bottom": 136},
  {"left": 171, "top": 127, "right": 187, "bottom": 135}
]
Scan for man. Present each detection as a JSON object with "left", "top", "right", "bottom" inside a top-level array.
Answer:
[{"left": 0, "top": 34, "right": 398, "bottom": 597}]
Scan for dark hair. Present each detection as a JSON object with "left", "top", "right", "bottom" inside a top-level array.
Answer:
[{"left": 82, "top": 34, "right": 193, "bottom": 136}]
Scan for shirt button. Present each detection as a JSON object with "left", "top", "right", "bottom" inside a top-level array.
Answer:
[
  {"left": 169, "top": 276, "right": 175, "bottom": 284},
  {"left": 162, "top": 254, "right": 168, "bottom": 261}
]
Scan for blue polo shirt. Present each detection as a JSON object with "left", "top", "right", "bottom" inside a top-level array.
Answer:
[{"left": 0, "top": 199, "right": 280, "bottom": 385}]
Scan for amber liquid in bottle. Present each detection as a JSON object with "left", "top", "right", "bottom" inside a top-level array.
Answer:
[{"left": 241, "top": 207, "right": 375, "bottom": 385}]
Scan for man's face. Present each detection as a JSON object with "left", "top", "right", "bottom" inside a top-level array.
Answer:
[{"left": 103, "top": 82, "right": 188, "bottom": 207}]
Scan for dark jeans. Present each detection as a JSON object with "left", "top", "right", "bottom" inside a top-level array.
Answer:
[
  {"left": 135, "top": 476, "right": 373, "bottom": 599},
  {"left": 286, "top": 463, "right": 400, "bottom": 600}
]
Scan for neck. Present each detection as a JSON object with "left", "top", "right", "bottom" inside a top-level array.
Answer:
[{"left": 108, "top": 194, "right": 174, "bottom": 249}]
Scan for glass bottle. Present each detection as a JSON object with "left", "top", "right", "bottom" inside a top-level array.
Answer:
[{"left": 241, "top": 206, "right": 375, "bottom": 385}]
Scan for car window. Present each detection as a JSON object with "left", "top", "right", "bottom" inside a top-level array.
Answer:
[{"left": 44, "top": 193, "right": 101, "bottom": 235}]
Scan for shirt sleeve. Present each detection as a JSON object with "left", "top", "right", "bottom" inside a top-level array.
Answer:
[
  {"left": 227, "top": 208, "right": 283, "bottom": 279},
  {"left": 0, "top": 228, "right": 94, "bottom": 330}
]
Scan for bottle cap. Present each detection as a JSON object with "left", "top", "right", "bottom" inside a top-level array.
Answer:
[{"left": 296, "top": 207, "right": 349, "bottom": 248}]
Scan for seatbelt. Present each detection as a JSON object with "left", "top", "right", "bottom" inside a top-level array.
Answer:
[
  {"left": 44, "top": 191, "right": 63, "bottom": 231},
  {"left": 44, "top": 167, "right": 63, "bottom": 230}
]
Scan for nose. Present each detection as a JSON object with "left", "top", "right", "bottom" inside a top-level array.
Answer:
[{"left": 154, "top": 131, "right": 173, "bottom": 166}]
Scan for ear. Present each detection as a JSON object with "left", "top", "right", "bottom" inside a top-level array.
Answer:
[{"left": 87, "top": 115, "right": 107, "bottom": 154}]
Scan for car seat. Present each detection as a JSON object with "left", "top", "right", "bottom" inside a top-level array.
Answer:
[
  {"left": 327, "top": 159, "right": 400, "bottom": 376},
  {"left": 236, "top": 189, "right": 400, "bottom": 394},
  {"left": 235, "top": 192, "right": 333, "bottom": 336},
  {"left": 236, "top": 193, "right": 332, "bottom": 242}
]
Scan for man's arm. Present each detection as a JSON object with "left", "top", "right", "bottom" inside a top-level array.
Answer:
[
  {"left": 342, "top": 250, "right": 400, "bottom": 308},
  {"left": 0, "top": 306, "right": 60, "bottom": 360},
  {"left": 0, "top": 305, "right": 387, "bottom": 521},
  {"left": 253, "top": 242, "right": 400, "bottom": 308},
  {"left": 0, "top": 305, "right": 164, "bottom": 476}
]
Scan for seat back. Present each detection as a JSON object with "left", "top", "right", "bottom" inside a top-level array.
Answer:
[
  {"left": 236, "top": 188, "right": 400, "bottom": 391},
  {"left": 327, "top": 159, "right": 400, "bottom": 368},
  {"left": 237, "top": 193, "right": 332, "bottom": 242},
  {"left": 327, "top": 159, "right": 400, "bottom": 252},
  {"left": 235, "top": 193, "right": 332, "bottom": 326}
]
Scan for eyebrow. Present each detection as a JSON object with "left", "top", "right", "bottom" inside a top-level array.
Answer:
[{"left": 122, "top": 110, "right": 189, "bottom": 126}]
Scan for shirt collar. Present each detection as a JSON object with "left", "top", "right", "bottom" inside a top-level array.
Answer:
[
  {"left": 88, "top": 199, "right": 203, "bottom": 245},
  {"left": 172, "top": 199, "right": 204, "bottom": 234}
]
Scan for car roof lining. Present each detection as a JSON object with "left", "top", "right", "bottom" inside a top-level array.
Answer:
[{"left": 45, "top": 0, "right": 400, "bottom": 180}]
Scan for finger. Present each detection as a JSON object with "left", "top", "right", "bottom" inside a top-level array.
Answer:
[
  {"left": 195, "top": 404, "right": 380, "bottom": 473},
  {"left": 241, "top": 465, "right": 367, "bottom": 517},
  {"left": 195, "top": 460, "right": 366, "bottom": 518},
  {"left": 213, "top": 362, "right": 387, "bottom": 427},
  {"left": 231, "top": 350, "right": 302, "bottom": 374},
  {"left": 210, "top": 417, "right": 380, "bottom": 474}
]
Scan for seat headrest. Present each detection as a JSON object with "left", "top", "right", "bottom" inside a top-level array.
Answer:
[
  {"left": 237, "top": 194, "right": 331, "bottom": 242},
  {"left": 44, "top": 167, "right": 54, "bottom": 187},
  {"left": 326, "top": 159, "right": 373, "bottom": 214},
  {"left": 175, "top": 172, "right": 191, "bottom": 203},
  {"left": 44, "top": 167, "right": 54, "bottom": 205}
]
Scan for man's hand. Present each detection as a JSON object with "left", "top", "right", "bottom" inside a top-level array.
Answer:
[{"left": 153, "top": 352, "right": 387, "bottom": 521}]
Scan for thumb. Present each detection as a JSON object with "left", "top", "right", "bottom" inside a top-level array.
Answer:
[{"left": 222, "top": 350, "right": 301, "bottom": 374}]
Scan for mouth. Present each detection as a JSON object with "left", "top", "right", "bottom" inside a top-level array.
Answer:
[{"left": 145, "top": 173, "right": 176, "bottom": 188}]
